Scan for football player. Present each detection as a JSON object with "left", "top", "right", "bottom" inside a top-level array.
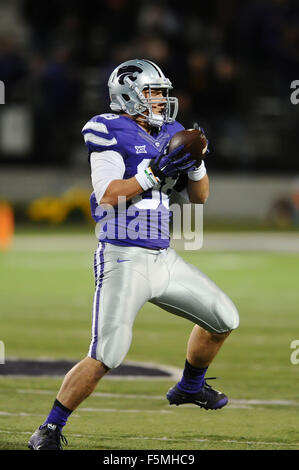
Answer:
[{"left": 28, "top": 59, "right": 239, "bottom": 450}]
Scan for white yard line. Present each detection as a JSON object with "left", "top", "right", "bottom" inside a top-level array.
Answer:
[
  {"left": 126, "top": 436, "right": 299, "bottom": 448},
  {"left": 0, "top": 408, "right": 172, "bottom": 417},
  {"left": 11, "top": 234, "right": 96, "bottom": 252},
  {"left": 79, "top": 407, "right": 173, "bottom": 414},
  {"left": 16, "top": 389, "right": 299, "bottom": 407},
  {"left": 0, "top": 429, "right": 298, "bottom": 449},
  {"left": 174, "top": 232, "right": 299, "bottom": 253},
  {"left": 11, "top": 233, "right": 299, "bottom": 253},
  {"left": 0, "top": 411, "right": 44, "bottom": 417}
]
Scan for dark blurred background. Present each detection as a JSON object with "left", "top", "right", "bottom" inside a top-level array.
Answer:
[{"left": 1, "top": 0, "right": 299, "bottom": 228}]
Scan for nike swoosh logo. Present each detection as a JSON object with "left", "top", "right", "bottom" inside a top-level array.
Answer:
[
  {"left": 117, "top": 258, "right": 131, "bottom": 263},
  {"left": 194, "top": 400, "right": 208, "bottom": 406}
]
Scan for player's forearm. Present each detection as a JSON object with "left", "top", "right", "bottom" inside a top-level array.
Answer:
[
  {"left": 187, "top": 174, "right": 209, "bottom": 204},
  {"left": 100, "top": 177, "right": 144, "bottom": 206}
]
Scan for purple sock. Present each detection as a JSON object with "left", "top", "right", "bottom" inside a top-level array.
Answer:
[
  {"left": 177, "top": 360, "right": 208, "bottom": 394},
  {"left": 41, "top": 399, "right": 72, "bottom": 432}
]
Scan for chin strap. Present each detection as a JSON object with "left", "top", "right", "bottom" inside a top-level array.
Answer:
[{"left": 148, "top": 113, "right": 164, "bottom": 128}]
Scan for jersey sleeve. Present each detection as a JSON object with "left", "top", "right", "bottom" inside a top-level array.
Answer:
[{"left": 81, "top": 115, "right": 122, "bottom": 158}]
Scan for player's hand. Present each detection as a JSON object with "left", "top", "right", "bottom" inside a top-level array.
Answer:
[
  {"left": 193, "top": 122, "right": 210, "bottom": 157},
  {"left": 149, "top": 145, "right": 197, "bottom": 181}
]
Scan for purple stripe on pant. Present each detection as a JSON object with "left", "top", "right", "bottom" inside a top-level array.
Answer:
[{"left": 90, "top": 242, "right": 105, "bottom": 359}]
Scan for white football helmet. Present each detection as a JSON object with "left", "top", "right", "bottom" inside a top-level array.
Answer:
[{"left": 108, "top": 59, "right": 178, "bottom": 127}]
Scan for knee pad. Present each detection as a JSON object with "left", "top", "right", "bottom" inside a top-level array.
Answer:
[
  {"left": 213, "top": 291, "right": 239, "bottom": 333},
  {"left": 97, "top": 322, "right": 133, "bottom": 369}
]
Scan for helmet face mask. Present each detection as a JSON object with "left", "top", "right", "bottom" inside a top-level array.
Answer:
[{"left": 108, "top": 59, "right": 178, "bottom": 127}]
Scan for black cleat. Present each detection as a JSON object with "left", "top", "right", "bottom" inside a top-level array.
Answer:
[
  {"left": 28, "top": 424, "right": 68, "bottom": 450},
  {"left": 166, "top": 379, "right": 228, "bottom": 410}
]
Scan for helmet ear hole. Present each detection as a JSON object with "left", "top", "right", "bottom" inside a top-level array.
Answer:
[{"left": 122, "top": 94, "right": 130, "bottom": 102}]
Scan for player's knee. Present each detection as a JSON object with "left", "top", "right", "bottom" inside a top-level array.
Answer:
[
  {"left": 98, "top": 322, "right": 133, "bottom": 369},
  {"left": 214, "top": 292, "right": 239, "bottom": 333},
  {"left": 208, "top": 330, "right": 231, "bottom": 342},
  {"left": 100, "top": 355, "right": 122, "bottom": 369}
]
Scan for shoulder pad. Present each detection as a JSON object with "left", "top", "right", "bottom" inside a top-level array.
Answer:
[
  {"left": 163, "top": 120, "right": 185, "bottom": 138},
  {"left": 167, "top": 120, "right": 185, "bottom": 132},
  {"left": 82, "top": 114, "right": 120, "bottom": 154}
]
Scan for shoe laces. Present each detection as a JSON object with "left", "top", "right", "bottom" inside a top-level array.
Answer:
[
  {"left": 44, "top": 426, "right": 68, "bottom": 447},
  {"left": 205, "top": 377, "right": 218, "bottom": 385},
  {"left": 202, "top": 377, "right": 221, "bottom": 394},
  {"left": 60, "top": 433, "right": 68, "bottom": 447}
]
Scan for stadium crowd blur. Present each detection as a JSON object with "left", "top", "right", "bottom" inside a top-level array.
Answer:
[{"left": 0, "top": 0, "right": 299, "bottom": 173}]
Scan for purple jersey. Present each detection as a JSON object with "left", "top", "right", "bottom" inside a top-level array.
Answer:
[{"left": 82, "top": 113, "right": 185, "bottom": 249}]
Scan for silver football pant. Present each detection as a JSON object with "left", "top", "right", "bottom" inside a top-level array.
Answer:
[{"left": 88, "top": 242, "right": 239, "bottom": 369}]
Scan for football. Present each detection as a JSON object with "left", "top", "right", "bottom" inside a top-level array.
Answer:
[{"left": 168, "top": 129, "right": 208, "bottom": 166}]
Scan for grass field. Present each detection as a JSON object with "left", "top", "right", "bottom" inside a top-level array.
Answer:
[{"left": 0, "top": 231, "right": 299, "bottom": 450}]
